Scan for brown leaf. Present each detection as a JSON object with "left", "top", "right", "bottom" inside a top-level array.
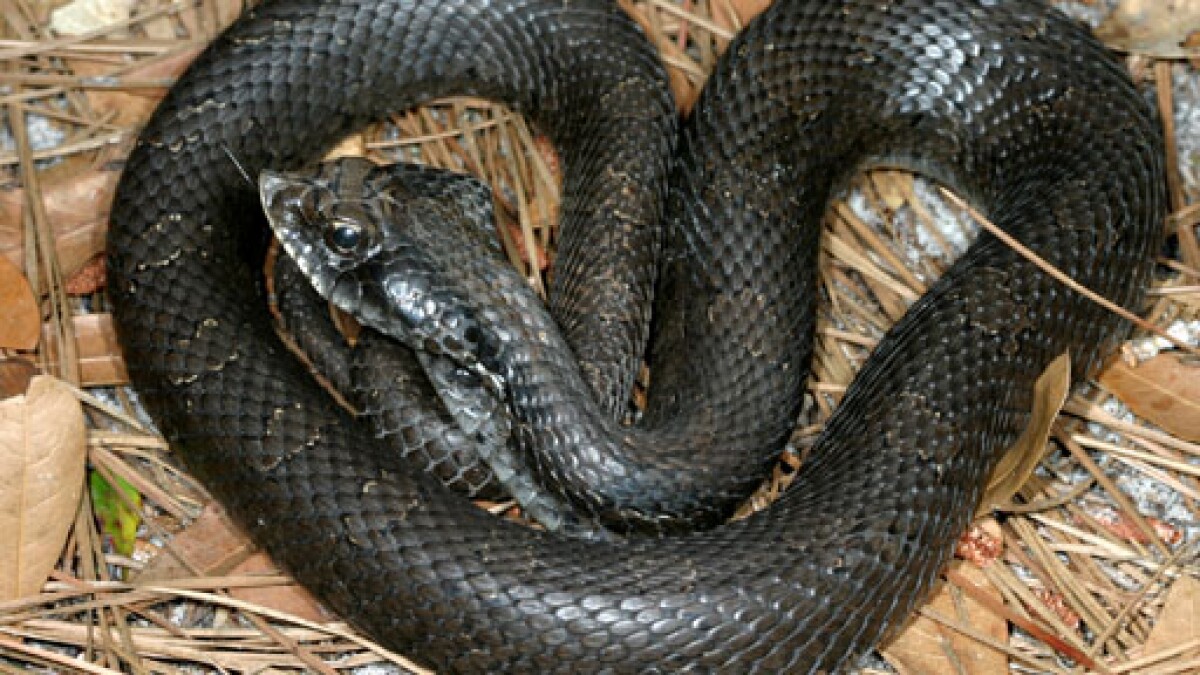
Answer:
[
  {"left": 883, "top": 563, "right": 1008, "bottom": 675},
  {"left": 0, "top": 375, "right": 86, "bottom": 600},
  {"left": 980, "top": 352, "right": 1071, "bottom": 514},
  {"left": 39, "top": 314, "right": 129, "bottom": 387},
  {"left": 503, "top": 220, "right": 550, "bottom": 270},
  {"left": 0, "top": 360, "right": 37, "bottom": 400},
  {"left": 137, "top": 502, "right": 256, "bottom": 582},
  {"left": 0, "top": 256, "right": 40, "bottom": 351},
  {"left": 138, "top": 502, "right": 332, "bottom": 623},
  {"left": 0, "top": 163, "right": 120, "bottom": 280},
  {"left": 1095, "top": 0, "right": 1200, "bottom": 58},
  {"left": 1100, "top": 352, "right": 1200, "bottom": 442},
  {"left": 1140, "top": 576, "right": 1200, "bottom": 663},
  {"left": 228, "top": 553, "right": 333, "bottom": 624},
  {"left": 533, "top": 135, "right": 560, "bottom": 182}
]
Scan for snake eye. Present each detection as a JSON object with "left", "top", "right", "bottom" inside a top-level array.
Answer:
[{"left": 326, "top": 218, "right": 364, "bottom": 255}]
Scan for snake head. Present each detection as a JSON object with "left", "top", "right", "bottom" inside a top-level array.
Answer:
[
  {"left": 260, "top": 158, "right": 387, "bottom": 313},
  {"left": 260, "top": 157, "right": 508, "bottom": 399}
]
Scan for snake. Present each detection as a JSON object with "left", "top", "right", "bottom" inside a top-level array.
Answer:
[{"left": 106, "top": 0, "right": 1165, "bottom": 671}]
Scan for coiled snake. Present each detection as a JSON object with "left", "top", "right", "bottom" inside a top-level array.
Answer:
[{"left": 107, "top": 0, "right": 1165, "bottom": 671}]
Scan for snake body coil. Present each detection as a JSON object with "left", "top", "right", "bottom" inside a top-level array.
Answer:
[{"left": 107, "top": 0, "right": 1165, "bottom": 671}]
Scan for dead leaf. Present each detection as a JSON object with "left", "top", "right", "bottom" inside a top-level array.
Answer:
[
  {"left": 883, "top": 563, "right": 1008, "bottom": 675},
  {"left": 533, "top": 135, "right": 560, "bottom": 182},
  {"left": 0, "top": 256, "right": 40, "bottom": 351},
  {"left": 138, "top": 502, "right": 256, "bottom": 582},
  {"left": 0, "top": 360, "right": 37, "bottom": 400},
  {"left": 228, "top": 553, "right": 333, "bottom": 624},
  {"left": 1140, "top": 576, "right": 1200, "bottom": 663},
  {"left": 0, "top": 163, "right": 120, "bottom": 280},
  {"left": 138, "top": 502, "right": 331, "bottom": 622},
  {"left": 980, "top": 352, "right": 1071, "bottom": 514},
  {"left": 41, "top": 314, "right": 128, "bottom": 387},
  {"left": 1100, "top": 352, "right": 1200, "bottom": 442},
  {"left": 503, "top": 220, "right": 550, "bottom": 270},
  {"left": 1096, "top": 0, "right": 1200, "bottom": 58},
  {"left": 0, "top": 375, "right": 86, "bottom": 600}
]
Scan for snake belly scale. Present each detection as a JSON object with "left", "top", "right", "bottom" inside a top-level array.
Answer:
[{"left": 106, "top": 0, "right": 1164, "bottom": 671}]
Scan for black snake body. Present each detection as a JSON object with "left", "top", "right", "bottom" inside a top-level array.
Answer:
[{"left": 107, "top": 0, "right": 1165, "bottom": 671}]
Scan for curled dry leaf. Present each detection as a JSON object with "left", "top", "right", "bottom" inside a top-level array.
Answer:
[
  {"left": 883, "top": 563, "right": 1008, "bottom": 675},
  {"left": 979, "top": 352, "right": 1071, "bottom": 514},
  {"left": 1100, "top": 352, "right": 1200, "bottom": 442},
  {"left": 0, "top": 375, "right": 86, "bottom": 600},
  {"left": 1095, "top": 0, "right": 1200, "bottom": 58},
  {"left": 0, "top": 256, "right": 40, "bottom": 351}
]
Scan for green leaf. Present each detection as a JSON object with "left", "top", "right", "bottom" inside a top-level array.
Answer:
[{"left": 90, "top": 470, "right": 141, "bottom": 559}]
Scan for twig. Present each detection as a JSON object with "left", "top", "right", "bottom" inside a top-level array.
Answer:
[{"left": 939, "top": 188, "right": 1200, "bottom": 358}]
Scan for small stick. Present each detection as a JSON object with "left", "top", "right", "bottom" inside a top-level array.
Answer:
[{"left": 938, "top": 188, "right": 1200, "bottom": 358}]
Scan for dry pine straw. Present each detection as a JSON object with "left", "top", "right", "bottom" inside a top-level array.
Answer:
[{"left": 1, "top": 0, "right": 1198, "bottom": 673}]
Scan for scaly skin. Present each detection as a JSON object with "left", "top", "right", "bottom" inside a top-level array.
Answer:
[{"left": 107, "top": 0, "right": 1164, "bottom": 671}]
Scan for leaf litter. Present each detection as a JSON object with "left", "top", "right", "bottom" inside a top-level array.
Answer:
[{"left": 0, "top": 0, "right": 1197, "bottom": 672}]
